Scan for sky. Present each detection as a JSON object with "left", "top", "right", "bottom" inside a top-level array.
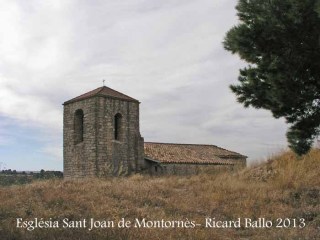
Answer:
[{"left": 0, "top": 0, "right": 289, "bottom": 171}]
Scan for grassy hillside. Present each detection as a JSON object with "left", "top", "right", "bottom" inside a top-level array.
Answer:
[{"left": 0, "top": 150, "right": 319, "bottom": 239}]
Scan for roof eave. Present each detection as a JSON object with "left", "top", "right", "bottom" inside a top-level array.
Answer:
[
  {"left": 218, "top": 155, "right": 248, "bottom": 159},
  {"left": 144, "top": 156, "right": 235, "bottom": 165},
  {"left": 63, "top": 94, "right": 140, "bottom": 105},
  {"left": 144, "top": 157, "right": 161, "bottom": 164},
  {"left": 154, "top": 161, "right": 234, "bottom": 165}
]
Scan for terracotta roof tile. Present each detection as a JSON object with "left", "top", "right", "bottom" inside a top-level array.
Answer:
[
  {"left": 64, "top": 86, "right": 139, "bottom": 105},
  {"left": 144, "top": 142, "right": 246, "bottom": 165}
]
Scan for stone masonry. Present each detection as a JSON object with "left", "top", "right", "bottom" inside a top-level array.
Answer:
[{"left": 63, "top": 86, "right": 144, "bottom": 179}]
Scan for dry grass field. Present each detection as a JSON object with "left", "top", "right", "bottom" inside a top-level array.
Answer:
[{"left": 0, "top": 150, "right": 319, "bottom": 239}]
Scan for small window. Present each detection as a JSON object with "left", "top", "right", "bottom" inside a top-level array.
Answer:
[
  {"left": 74, "top": 109, "right": 84, "bottom": 144},
  {"left": 114, "top": 113, "right": 122, "bottom": 140},
  {"left": 155, "top": 166, "right": 158, "bottom": 172}
]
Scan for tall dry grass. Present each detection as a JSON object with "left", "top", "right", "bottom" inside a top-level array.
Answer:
[{"left": 0, "top": 150, "right": 319, "bottom": 239}]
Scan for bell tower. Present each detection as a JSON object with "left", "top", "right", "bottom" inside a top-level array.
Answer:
[{"left": 63, "top": 86, "right": 144, "bottom": 178}]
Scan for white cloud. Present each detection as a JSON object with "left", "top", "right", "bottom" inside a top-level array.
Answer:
[
  {"left": 0, "top": 0, "right": 289, "bottom": 166},
  {"left": 0, "top": 80, "right": 61, "bottom": 130}
]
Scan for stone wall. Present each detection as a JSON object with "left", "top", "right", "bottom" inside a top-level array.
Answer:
[
  {"left": 63, "top": 98, "right": 97, "bottom": 178},
  {"left": 145, "top": 160, "right": 246, "bottom": 176},
  {"left": 224, "top": 157, "right": 247, "bottom": 168},
  {"left": 63, "top": 96, "right": 144, "bottom": 179}
]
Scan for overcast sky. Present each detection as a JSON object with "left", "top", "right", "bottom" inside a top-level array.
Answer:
[{"left": 0, "top": 0, "right": 288, "bottom": 171}]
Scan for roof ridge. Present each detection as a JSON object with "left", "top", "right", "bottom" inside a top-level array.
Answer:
[
  {"left": 144, "top": 142, "right": 218, "bottom": 147},
  {"left": 207, "top": 145, "right": 246, "bottom": 157},
  {"left": 64, "top": 87, "right": 102, "bottom": 103},
  {"left": 100, "top": 86, "right": 138, "bottom": 101},
  {"left": 63, "top": 85, "right": 139, "bottom": 105},
  {"left": 96, "top": 86, "right": 105, "bottom": 94}
]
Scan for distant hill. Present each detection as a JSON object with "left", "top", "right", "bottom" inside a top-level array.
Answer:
[{"left": 0, "top": 170, "right": 63, "bottom": 186}]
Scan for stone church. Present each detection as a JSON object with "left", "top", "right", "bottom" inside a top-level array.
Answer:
[{"left": 63, "top": 86, "right": 246, "bottom": 178}]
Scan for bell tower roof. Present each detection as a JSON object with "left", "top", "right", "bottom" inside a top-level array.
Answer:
[{"left": 63, "top": 86, "right": 139, "bottom": 105}]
